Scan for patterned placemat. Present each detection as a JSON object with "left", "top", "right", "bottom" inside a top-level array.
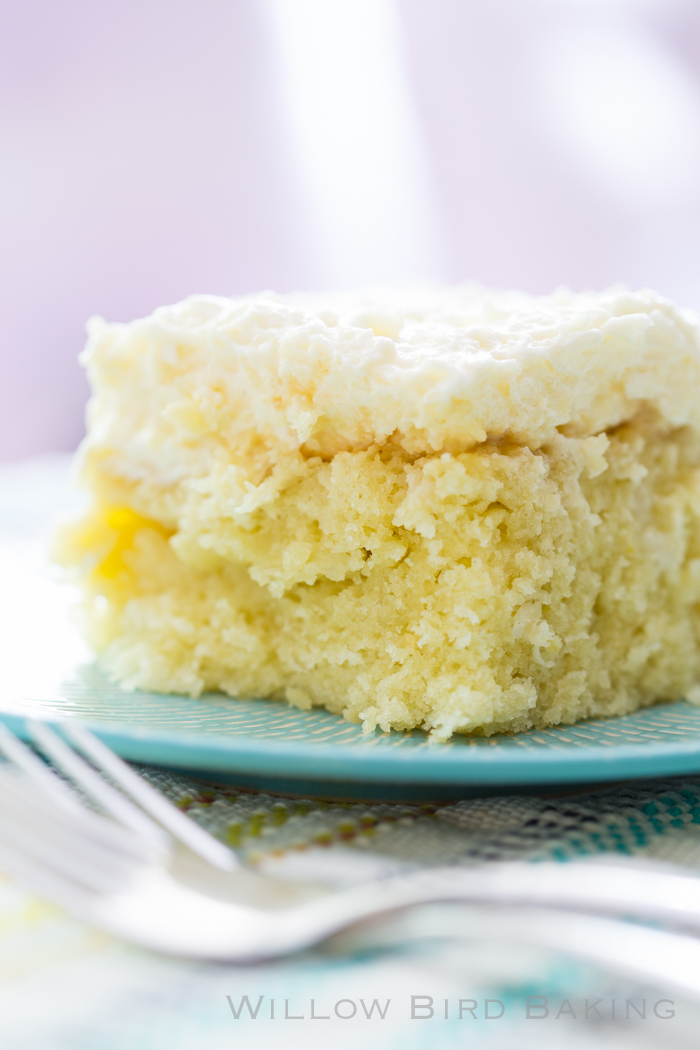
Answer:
[
  {"left": 139, "top": 762, "right": 700, "bottom": 872},
  {"left": 5, "top": 759, "right": 700, "bottom": 1050}
]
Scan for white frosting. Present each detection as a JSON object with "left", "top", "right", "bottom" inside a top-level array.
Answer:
[{"left": 80, "top": 284, "right": 700, "bottom": 489}]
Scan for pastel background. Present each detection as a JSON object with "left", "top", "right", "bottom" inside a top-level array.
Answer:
[{"left": 1, "top": 0, "right": 700, "bottom": 462}]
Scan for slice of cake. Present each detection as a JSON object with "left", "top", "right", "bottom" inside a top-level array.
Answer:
[{"left": 58, "top": 285, "right": 700, "bottom": 739}]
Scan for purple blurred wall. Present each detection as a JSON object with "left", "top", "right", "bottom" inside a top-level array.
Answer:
[
  {"left": 0, "top": 0, "right": 317, "bottom": 460},
  {"left": 401, "top": 0, "right": 700, "bottom": 296},
  {"left": 1, "top": 0, "right": 700, "bottom": 461}
]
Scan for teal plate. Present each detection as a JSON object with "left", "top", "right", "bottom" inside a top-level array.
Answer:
[
  {"left": 4, "top": 478, "right": 700, "bottom": 802},
  {"left": 4, "top": 662, "right": 700, "bottom": 800},
  {"left": 4, "top": 537, "right": 700, "bottom": 801}
]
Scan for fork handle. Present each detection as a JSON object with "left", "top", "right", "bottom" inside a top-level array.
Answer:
[{"left": 291, "top": 858, "right": 700, "bottom": 945}]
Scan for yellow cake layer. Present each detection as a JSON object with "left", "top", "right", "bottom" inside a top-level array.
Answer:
[{"left": 60, "top": 411, "right": 700, "bottom": 739}]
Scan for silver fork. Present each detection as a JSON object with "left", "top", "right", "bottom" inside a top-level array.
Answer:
[{"left": 5, "top": 721, "right": 700, "bottom": 997}]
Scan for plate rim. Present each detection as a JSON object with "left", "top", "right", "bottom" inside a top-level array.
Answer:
[{"left": 4, "top": 704, "right": 700, "bottom": 786}]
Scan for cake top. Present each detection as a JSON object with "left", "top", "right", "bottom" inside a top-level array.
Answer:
[{"left": 82, "top": 284, "right": 700, "bottom": 480}]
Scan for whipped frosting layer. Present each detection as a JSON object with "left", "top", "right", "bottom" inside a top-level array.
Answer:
[{"left": 80, "top": 284, "right": 700, "bottom": 491}]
